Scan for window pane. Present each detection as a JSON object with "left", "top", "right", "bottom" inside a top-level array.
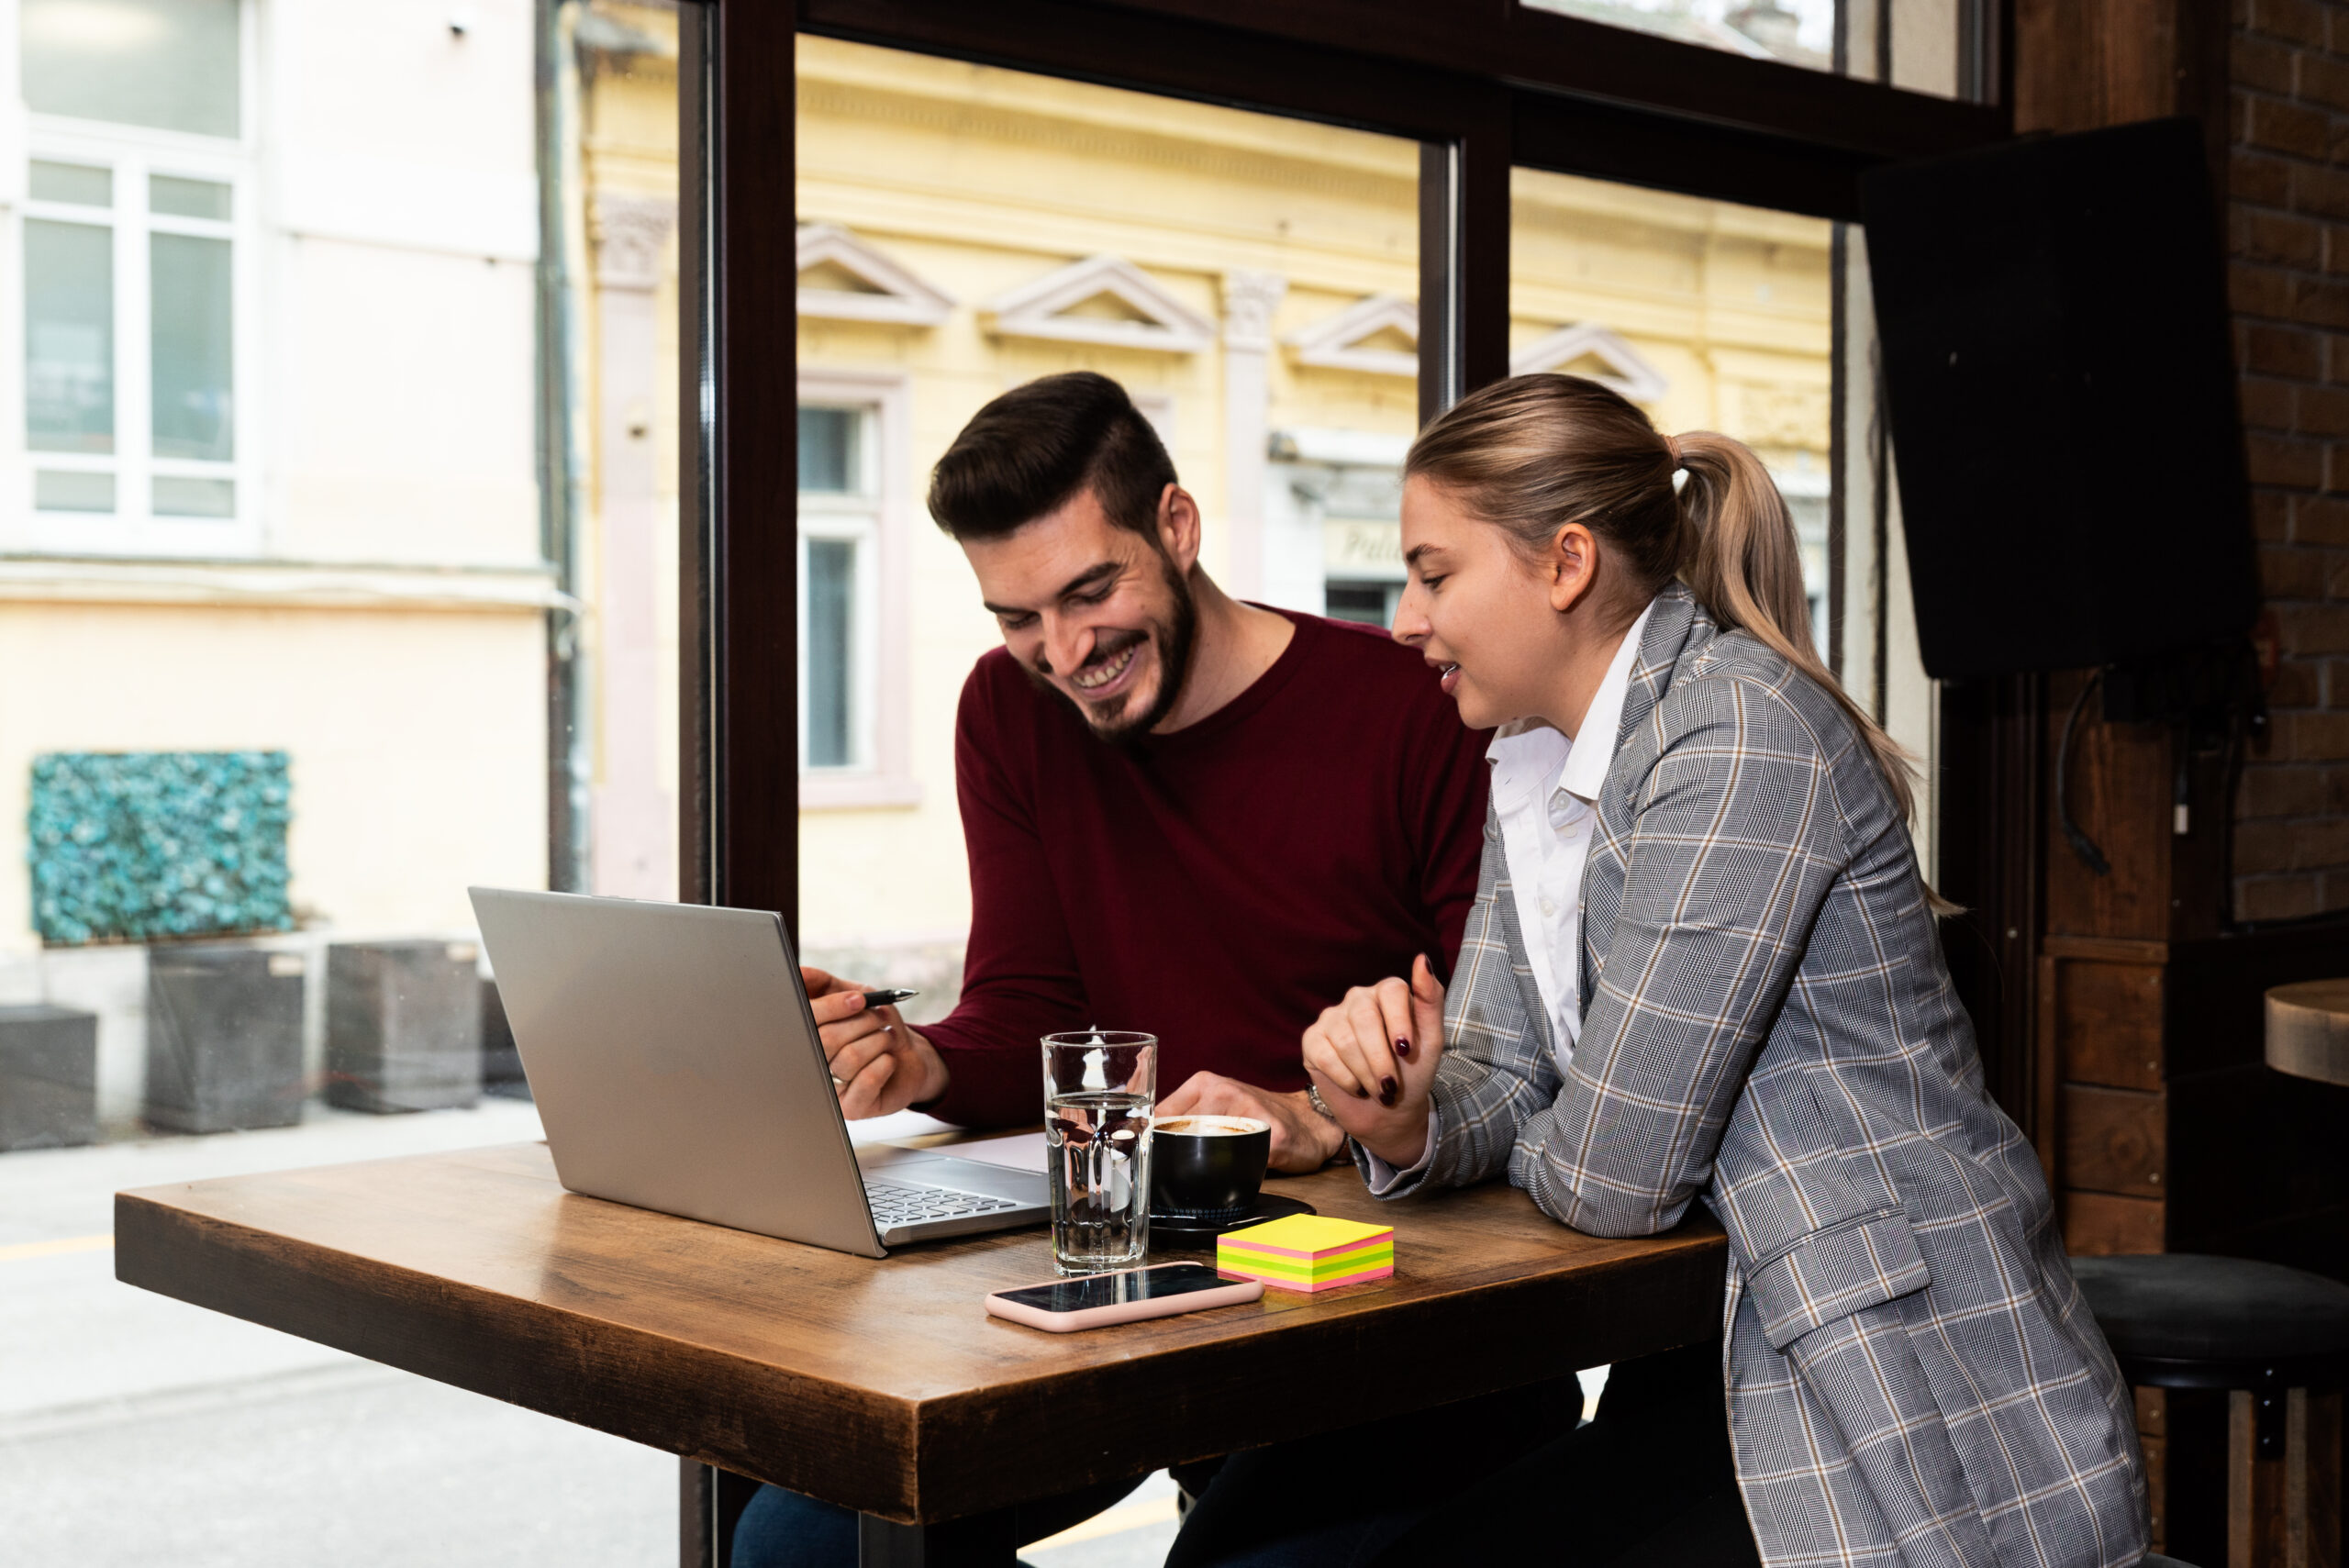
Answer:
[
  {"left": 30, "top": 160, "right": 110, "bottom": 206},
  {"left": 1522, "top": 0, "right": 1832, "bottom": 68},
  {"left": 150, "top": 231, "right": 232, "bottom": 461},
  {"left": 807, "top": 538, "right": 856, "bottom": 768},
  {"left": 1519, "top": 0, "right": 1976, "bottom": 97},
  {"left": 798, "top": 406, "right": 858, "bottom": 492},
  {"left": 150, "top": 174, "right": 231, "bottom": 221},
  {"left": 21, "top": 0, "right": 240, "bottom": 137},
  {"left": 5, "top": 1, "right": 679, "bottom": 1559},
  {"left": 153, "top": 474, "right": 233, "bottom": 517},
  {"left": 35, "top": 468, "right": 112, "bottom": 511},
  {"left": 26, "top": 217, "right": 113, "bottom": 454},
  {"left": 795, "top": 38, "right": 1416, "bottom": 1083}
]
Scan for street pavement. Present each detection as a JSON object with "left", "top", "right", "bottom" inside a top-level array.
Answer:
[{"left": 0, "top": 1102, "right": 1181, "bottom": 1567}]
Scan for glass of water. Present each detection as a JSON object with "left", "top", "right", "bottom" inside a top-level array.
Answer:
[{"left": 1041, "top": 1031, "right": 1157, "bottom": 1275}]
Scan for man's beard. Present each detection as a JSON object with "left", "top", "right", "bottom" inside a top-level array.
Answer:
[{"left": 1029, "top": 559, "right": 1198, "bottom": 746}]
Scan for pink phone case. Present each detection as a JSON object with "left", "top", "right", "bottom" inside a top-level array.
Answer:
[{"left": 984, "top": 1269, "right": 1264, "bottom": 1332}]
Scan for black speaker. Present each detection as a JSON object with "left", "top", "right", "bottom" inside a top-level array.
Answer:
[{"left": 1861, "top": 117, "right": 2258, "bottom": 681}]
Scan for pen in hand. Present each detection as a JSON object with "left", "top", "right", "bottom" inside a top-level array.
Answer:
[{"left": 829, "top": 990, "right": 919, "bottom": 1088}]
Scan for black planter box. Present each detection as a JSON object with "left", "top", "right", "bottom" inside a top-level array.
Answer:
[
  {"left": 145, "top": 946, "right": 306, "bottom": 1134},
  {"left": 327, "top": 940, "right": 482, "bottom": 1113},
  {"left": 0, "top": 1004, "right": 97, "bottom": 1151},
  {"left": 480, "top": 977, "right": 529, "bottom": 1100}
]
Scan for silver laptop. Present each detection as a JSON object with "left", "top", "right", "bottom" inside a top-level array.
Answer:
[{"left": 467, "top": 887, "right": 1050, "bottom": 1258}]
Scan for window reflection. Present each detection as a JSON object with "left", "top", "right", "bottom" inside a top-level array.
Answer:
[
  {"left": 1522, "top": 0, "right": 1832, "bottom": 69},
  {"left": 25, "top": 217, "right": 114, "bottom": 456},
  {"left": 20, "top": 0, "right": 240, "bottom": 136}
]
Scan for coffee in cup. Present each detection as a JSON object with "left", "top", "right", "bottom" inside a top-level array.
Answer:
[{"left": 1152, "top": 1114, "right": 1272, "bottom": 1218}]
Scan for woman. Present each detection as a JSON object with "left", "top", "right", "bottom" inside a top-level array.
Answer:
[{"left": 1296, "top": 375, "right": 2144, "bottom": 1567}]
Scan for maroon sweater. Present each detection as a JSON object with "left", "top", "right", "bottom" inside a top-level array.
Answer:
[{"left": 921, "top": 610, "right": 1491, "bottom": 1129}]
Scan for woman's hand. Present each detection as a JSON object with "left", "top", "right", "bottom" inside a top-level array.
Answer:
[{"left": 1301, "top": 954, "right": 1446, "bottom": 1170}]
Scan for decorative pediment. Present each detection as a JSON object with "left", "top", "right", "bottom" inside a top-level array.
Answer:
[
  {"left": 1509, "top": 323, "right": 1669, "bottom": 403},
  {"left": 984, "top": 255, "right": 1212, "bottom": 354},
  {"left": 1283, "top": 295, "right": 1419, "bottom": 378},
  {"left": 796, "top": 223, "right": 953, "bottom": 327}
]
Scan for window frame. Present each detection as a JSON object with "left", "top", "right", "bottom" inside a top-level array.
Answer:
[
  {"left": 795, "top": 367, "right": 918, "bottom": 810},
  {"left": 9, "top": 0, "right": 261, "bottom": 558}
]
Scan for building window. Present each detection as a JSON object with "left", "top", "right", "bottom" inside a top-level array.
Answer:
[
  {"left": 17, "top": 0, "right": 253, "bottom": 554},
  {"left": 797, "top": 403, "right": 876, "bottom": 771},
  {"left": 796, "top": 375, "right": 917, "bottom": 806}
]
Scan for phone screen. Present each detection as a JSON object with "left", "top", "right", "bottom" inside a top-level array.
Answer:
[{"left": 995, "top": 1262, "right": 1239, "bottom": 1313}]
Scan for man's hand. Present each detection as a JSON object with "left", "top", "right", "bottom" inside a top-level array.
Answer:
[
  {"left": 805, "top": 966, "right": 950, "bottom": 1118},
  {"left": 1155, "top": 1073, "right": 1346, "bottom": 1173},
  {"left": 1300, "top": 954, "right": 1447, "bottom": 1169}
]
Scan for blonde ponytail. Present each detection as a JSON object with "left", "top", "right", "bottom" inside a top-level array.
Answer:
[
  {"left": 1673, "top": 431, "right": 1923, "bottom": 830},
  {"left": 1408, "top": 375, "right": 1947, "bottom": 909}
]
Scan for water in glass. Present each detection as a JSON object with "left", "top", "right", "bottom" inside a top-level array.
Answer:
[{"left": 1041, "top": 1032, "right": 1155, "bottom": 1274}]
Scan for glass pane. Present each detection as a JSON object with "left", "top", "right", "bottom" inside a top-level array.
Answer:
[
  {"left": 150, "top": 231, "right": 232, "bottom": 461},
  {"left": 806, "top": 538, "right": 856, "bottom": 767},
  {"left": 25, "top": 217, "right": 113, "bottom": 454},
  {"left": 150, "top": 174, "right": 231, "bottom": 220},
  {"left": 35, "top": 468, "right": 113, "bottom": 511},
  {"left": 1521, "top": 0, "right": 1832, "bottom": 68},
  {"left": 1519, "top": 0, "right": 1973, "bottom": 96},
  {"left": 30, "top": 160, "right": 110, "bottom": 206},
  {"left": 1506, "top": 166, "right": 1848, "bottom": 799},
  {"left": 21, "top": 0, "right": 240, "bottom": 137},
  {"left": 2, "top": 3, "right": 678, "bottom": 1561},
  {"left": 153, "top": 474, "right": 233, "bottom": 516},
  {"left": 798, "top": 406, "right": 858, "bottom": 492}
]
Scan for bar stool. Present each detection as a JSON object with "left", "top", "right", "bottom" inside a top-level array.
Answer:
[{"left": 2072, "top": 1254, "right": 2349, "bottom": 1568}]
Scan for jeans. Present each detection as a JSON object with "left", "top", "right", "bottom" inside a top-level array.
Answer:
[{"left": 729, "top": 1473, "right": 1149, "bottom": 1568}]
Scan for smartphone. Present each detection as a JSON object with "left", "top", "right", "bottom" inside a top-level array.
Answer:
[{"left": 985, "top": 1262, "right": 1264, "bottom": 1332}]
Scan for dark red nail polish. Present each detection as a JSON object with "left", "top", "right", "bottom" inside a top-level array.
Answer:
[
  {"left": 1355, "top": 1084, "right": 1371, "bottom": 1099},
  {"left": 1379, "top": 1076, "right": 1397, "bottom": 1106},
  {"left": 1396, "top": 1037, "right": 1412, "bottom": 1059}
]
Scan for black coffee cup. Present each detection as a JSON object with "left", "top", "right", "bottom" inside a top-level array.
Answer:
[{"left": 1152, "top": 1115, "right": 1272, "bottom": 1218}]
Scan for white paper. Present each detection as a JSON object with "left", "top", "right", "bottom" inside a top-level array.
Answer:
[{"left": 943, "top": 1130, "right": 1049, "bottom": 1173}]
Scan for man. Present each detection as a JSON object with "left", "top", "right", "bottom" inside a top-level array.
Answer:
[
  {"left": 810, "top": 370, "right": 1489, "bottom": 1164},
  {"left": 730, "top": 372, "right": 1505, "bottom": 1568}
]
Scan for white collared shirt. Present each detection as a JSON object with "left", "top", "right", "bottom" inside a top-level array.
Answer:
[
  {"left": 1364, "top": 598, "right": 1653, "bottom": 1191},
  {"left": 1486, "top": 596, "right": 1653, "bottom": 1073}
]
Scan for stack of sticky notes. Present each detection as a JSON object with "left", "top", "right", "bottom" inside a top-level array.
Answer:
[{"left": 1216, "top": 1214, "right": 1395, "bottom": 1293}]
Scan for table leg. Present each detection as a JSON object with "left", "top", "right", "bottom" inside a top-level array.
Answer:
[{"left": 857, "top": 1509, "right": 1019, "bottom": 1567}]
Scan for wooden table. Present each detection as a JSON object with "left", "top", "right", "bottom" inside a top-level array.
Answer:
[
  {"left": 114, "top": 1140, "right": 1724, "bottom": 1566},
  {"left": 2267, "top": 978, "right": 2349, "bottom": 1086}
]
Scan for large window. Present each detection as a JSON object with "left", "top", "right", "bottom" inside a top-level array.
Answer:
[
  {"left": 2, "top": 0, "right": 675, "bottom": 1559},
  {"left": 17, "top": 0, "right": 251, "bottom": 552}
]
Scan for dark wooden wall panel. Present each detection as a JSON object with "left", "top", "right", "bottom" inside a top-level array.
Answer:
[
  {"left": 2064, "top": 1190, "right": 2167, "bottom": 1255},
  {"left": 2054, "top": 961, "right": 2165, "bottom": 1090},
  {"left": 2060, "top": 1084, "right": 2167, "bottom": 1198}
]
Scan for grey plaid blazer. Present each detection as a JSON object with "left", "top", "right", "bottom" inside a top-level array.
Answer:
[{"left": 1373, "top": 585, "right": 2145, "bottom": 1568}]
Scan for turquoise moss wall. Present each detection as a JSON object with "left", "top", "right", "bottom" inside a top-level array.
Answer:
[{"left": 28, "top": 751, "right": 293, "bottom": 946}]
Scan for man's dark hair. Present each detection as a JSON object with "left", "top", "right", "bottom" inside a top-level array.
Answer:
[{"left": 928, "top": 372, "right": 1176, "bottom": 542}]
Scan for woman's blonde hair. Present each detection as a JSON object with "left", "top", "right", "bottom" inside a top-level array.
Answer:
[{"left": 1406, "top": 373, "right": 1925, "bottom": 833}]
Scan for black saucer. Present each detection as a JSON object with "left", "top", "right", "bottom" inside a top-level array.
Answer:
[{"left": 1147, "top": 1191, "right": 1317, "bottom": 1248}]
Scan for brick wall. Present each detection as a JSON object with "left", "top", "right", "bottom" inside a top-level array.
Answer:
[{"left": 2229, "top": 0, "right": 2349, "bottom": 919}]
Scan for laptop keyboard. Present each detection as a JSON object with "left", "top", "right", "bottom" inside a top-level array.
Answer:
[{"left": 863, "top": 1179, "right": 1023, "bottom": 1228}]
